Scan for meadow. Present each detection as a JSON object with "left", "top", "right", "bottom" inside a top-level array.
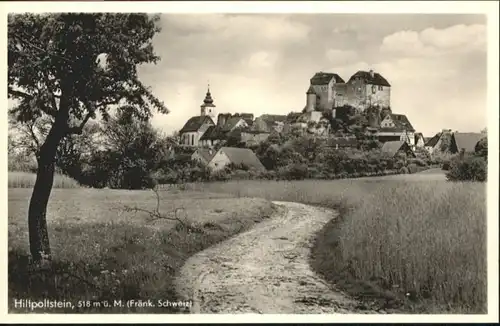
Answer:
[
  {"left": 8, "top": 170, "right": 487, "bottom": 314},
  {"left": 8, "top": 177, "right": 276, "bottom": 313},
  {"left": 189, "top": 170, "right": 487, "bottom": 314}
]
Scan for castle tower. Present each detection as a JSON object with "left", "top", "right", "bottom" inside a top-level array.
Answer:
[
  {"left": 200, "top": 84, "right": 216, "bottom": 120},
  {"left": 305, "top": 85, "right": 317, "bottom": 112}
]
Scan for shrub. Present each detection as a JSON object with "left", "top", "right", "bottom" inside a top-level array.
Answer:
[{"left": 446, "top": 155, "right": 487, "bottom": 182}]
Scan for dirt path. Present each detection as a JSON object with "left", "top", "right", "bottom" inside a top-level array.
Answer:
[{"left": 174, "top": 201, "right": 379, "bottom": 314}]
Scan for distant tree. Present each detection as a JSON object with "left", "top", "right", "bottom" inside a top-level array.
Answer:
[{"left": 8, "top": 13, "right": 167, "bottom": 264}]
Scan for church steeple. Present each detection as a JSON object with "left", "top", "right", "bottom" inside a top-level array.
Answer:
[
  {"left": 200, "top": 83, "right": 216, "bottom": 119},
  {"left": 203, "top": 84, "right": 214, "bottom": 106}
]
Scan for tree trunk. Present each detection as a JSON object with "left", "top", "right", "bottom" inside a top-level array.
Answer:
[
  {"left": 28, "top": 143, "right": 58, "bottom": 264},
  {"left": 28, "top": 103, "right": 69, "bottom": 264}
]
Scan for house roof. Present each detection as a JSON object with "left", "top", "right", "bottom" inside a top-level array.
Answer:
[
  {"left": 425, "top": 133, "right": 442, "bottom": 147},
  {"left": 179, "top": 115, "right": 214, "bottom": 133},
  {"left": 222, "top": 116, "right": 245, "bottom": 132},
  {"left": 381, "top": 141, "right": 406, "bottom": 156},
  {"left": 247, "top": 117, "right": 271, "bottom": 134},
  {"left": 192, "top": 148, "right": 215, "bottom": 163},
  {"left": 348, "top": 70, "right": 391, "bottom": 87},
  {"left": 259, "top": 114, "right": 288, "bottom": 123},
  {"left": 218, "top": 147, "right": 266, "bottom": 171},
  {"left": 453, "top": 132, "right": 484, "bottom": 153},
  {"left": 310, "top": 72, "right": 345, "bottom": 85},
  {"left": 199, "top": 125, "right": 227, "bottom": 141},
  {"left": 238, "top": 113, "right": 254, "bottom": 126},
  {"left": 381, "top": 113, "right": 415, "bottom": 132}
]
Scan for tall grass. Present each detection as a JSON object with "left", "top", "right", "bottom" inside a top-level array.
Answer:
[
  {"left": 8, "top": 172, "right": 80, "bottom": 189},
  {"left": 192, "top": 176, "right": 487, "bottom": 313}
]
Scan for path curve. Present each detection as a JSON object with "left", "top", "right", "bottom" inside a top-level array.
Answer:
[{"left": 174, "top": 201, "right": 378, "bottom": 314}]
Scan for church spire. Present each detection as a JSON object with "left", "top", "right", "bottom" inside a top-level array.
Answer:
[{"left": 203, "top": 83, "right": 214, "bottom": 106}]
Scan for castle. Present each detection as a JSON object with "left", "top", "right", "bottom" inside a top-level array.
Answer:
[
  {"left": 179, "top": 70, "right": 417, "bottom": 149},
  {"left": 304, "top": 70, "right": 391, "bottom": 112}
]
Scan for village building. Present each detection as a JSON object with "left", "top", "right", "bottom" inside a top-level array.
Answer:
[
  {"left": 377, "top": 113, "right": 416, "bottom": 147},
  {"left": 452, "top": 132, "right": 484, "bottom": 154},
  {"left": 424, "top": 129, "right": 453, "bottom": 154},
  {"left": 240, "top": 117, "right": 272, "bottom": 146},
  {"left": 423, "top": 130, "right": 483, "bottom": 156},
  {"left": 191, "top": 147, "right": 216, "bottom": 165},
  {"left": 381, "top": 140, "right": 416, "bottom": 158},
  {"left": 207, "top": 147, "right": 266, "bottom": 172},
  {"left": 414, "top": 132, "right": 426, "bottom": 148}
]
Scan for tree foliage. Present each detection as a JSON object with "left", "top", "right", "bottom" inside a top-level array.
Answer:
[{"left": 8, "top": 13, "right": 167, "bottom": 263}]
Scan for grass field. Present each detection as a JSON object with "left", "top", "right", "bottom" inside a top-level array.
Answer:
[
  {"left": 190, "top": 171, "right": 487, "bottom": 314},
  {"left": 8, "top": 186, "right": 276, "bottom": 313},
  {"left": 8, "top": 171, "right": 80, "bottom": 189}
]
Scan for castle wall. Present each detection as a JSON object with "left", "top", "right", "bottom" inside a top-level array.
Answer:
[{"left": 364, "top": 84, "right": 390, "bottom": 109}]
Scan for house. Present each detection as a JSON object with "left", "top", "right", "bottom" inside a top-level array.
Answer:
[
  {"left": 381, "top": 141, "right": 416, "bottom": 158},
  {"left": 207, "top": 147, "right": 266, "bottom": 172},
  {"left": 259, "top": 114, "right": 288, "bottom": 133},
  {"left": 198, "top": 113, "right": 249, "bottom": 147},
  {"left": 414, "top": 133, "right": 426, "bottom": 148},
  {"left": 377, "top": 113, "right": 415, "bottom": 147},
  {"left": 191, "top": 148, "right": 216, "bottom": 166},
  {"left": 345, "top": 70, "right": 391, "bottom": 110},
  {"left": 179, "top": 86, "right": 217, "bottom": 147},
  {"left": 452, "top": 132, "right": 484, "bottom": 154},
  {"left": 240, "top": 117, "right": 271, "bottom": 146},
  {"left": 424, "top": 129, "right": 453, "bottom": 154}
]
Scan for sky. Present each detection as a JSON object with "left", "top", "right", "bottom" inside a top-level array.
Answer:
[{"left": 137, "top": 13, "right": 487, "bottom": 137}]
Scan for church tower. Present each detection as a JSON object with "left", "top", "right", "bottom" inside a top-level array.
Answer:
[{"left": 200, "top": 84, "right": 216, "bottom": 120}]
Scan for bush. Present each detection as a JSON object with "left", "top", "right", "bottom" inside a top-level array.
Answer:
[
  {"left": 277, "top": 163, "right": 309, "bottom": 180},
  {"left": 446, "top": 156, "right": 487, "bottom": 182}
]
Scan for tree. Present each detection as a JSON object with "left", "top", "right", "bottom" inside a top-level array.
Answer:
[
  {"left": 98, "top": 108, "right": 165, "bottom": 189},
  {"left": 8, "top": 13, "right": 168, "bottom": 264}
]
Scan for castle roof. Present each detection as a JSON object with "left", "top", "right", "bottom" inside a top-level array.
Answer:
[
  {"left": 179, "top": 115, "right": 214, "bottom": 133},
  {"left": 310, "top": 72, "right": 345, "bottom": 85},
  {"left": 348, "top": 71, "right": 391, "bottom": 87}
]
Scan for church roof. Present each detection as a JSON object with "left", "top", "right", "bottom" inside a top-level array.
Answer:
[{"left": 179, "top": 115, "right": 214, "bottom": 133}]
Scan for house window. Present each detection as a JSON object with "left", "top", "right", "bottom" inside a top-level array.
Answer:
[{"left": 378, "top": 86, "right": 383, "bottom": 91}]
